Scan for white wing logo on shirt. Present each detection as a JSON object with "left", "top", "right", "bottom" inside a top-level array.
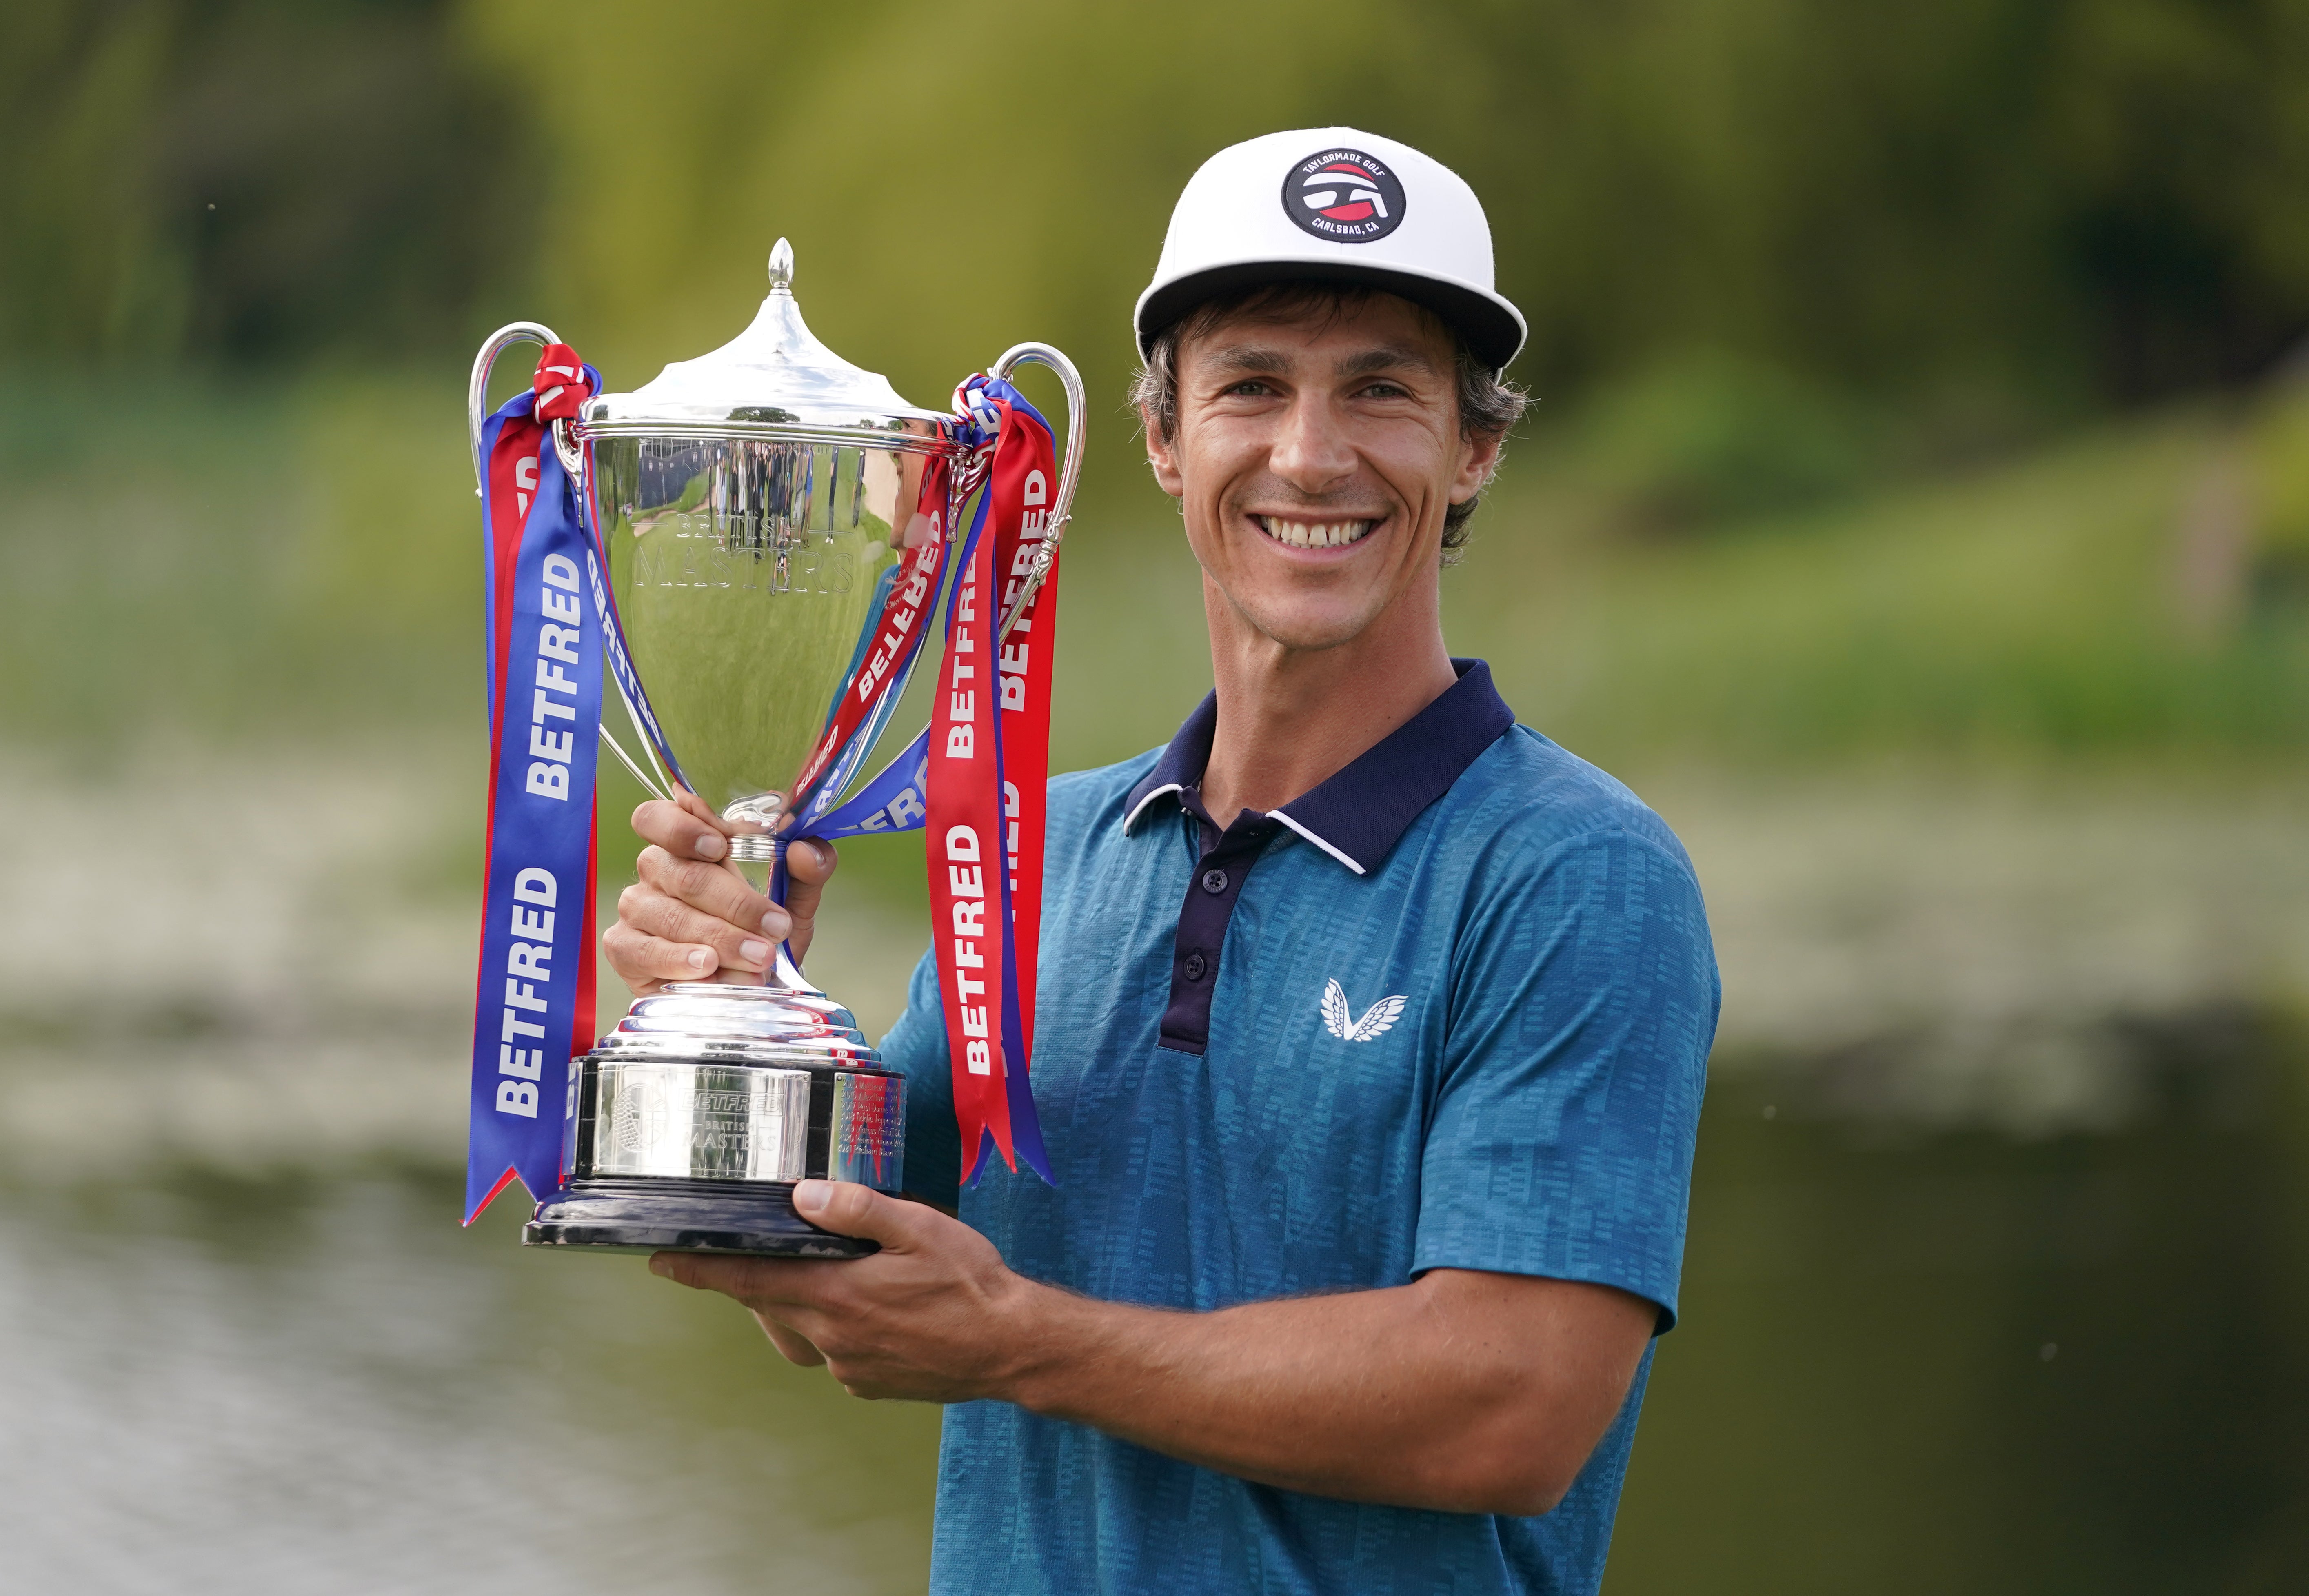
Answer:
[{"left": 1321, "top": 979, "right": 1407, "bottom": 1043}]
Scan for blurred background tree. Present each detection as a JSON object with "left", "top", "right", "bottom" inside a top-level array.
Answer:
[
  {"left": 9, "top": 0, "right": 2307, "bottom": 762},
  {"left": 2, "top": 0, "right": 537, "bottom": 367},
  {"left": 14, "top": 0, "right": 2309, "bottom": 421}
]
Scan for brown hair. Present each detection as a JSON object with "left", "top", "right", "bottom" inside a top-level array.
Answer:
[{"left": 1130, "top": 282, "right": 1528, "bottom": 560}]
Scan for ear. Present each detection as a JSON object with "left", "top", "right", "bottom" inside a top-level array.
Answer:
[
  {"left": 1142, "top": 406, "right": 1186, "bottom": 499},
  {"left": 1450, "top": 424, "right": 1505, "bottom": 506}
]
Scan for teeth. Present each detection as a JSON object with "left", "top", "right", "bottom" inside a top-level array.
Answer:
[{"left": 1258, "top": 516, "right": 1374, "bottom": 549}]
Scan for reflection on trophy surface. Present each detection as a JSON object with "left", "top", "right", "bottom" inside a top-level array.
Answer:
[
  {"left": 600, "top": 421, "right": 931, "bottom": 828},
  {"left": 471, "top": 237, "right": 1081, "bottom": 1257}
]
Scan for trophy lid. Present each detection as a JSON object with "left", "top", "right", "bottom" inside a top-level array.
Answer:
[{"left": 577, "top": 239, "right": 953, "bottom": 445}]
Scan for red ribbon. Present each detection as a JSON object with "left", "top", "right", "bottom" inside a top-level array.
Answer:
[
  {"left": 992, "top": 440, "right": 1057, "bottom": 1075},
  {"left": 928, "top": 482, "right": 1013, "bottom": 1166},
  {"left": 532, "top": 344, "right": 594, "bottom": 422},
  {"left": 926, "top": 385, "right": 1059, "bottom": 1179}
]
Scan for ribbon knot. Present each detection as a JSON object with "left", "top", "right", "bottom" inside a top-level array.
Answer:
[{"left": 532, "top": 343, "right": 595, "bottom": 422}]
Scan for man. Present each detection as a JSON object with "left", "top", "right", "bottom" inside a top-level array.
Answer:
[{"left": 603, "top": 128, "right": 1717, "bottom": 1595}]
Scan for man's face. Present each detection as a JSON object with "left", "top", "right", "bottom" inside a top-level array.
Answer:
[{"left": 1143, "top": 292, "right": 1501, "bottom": 655}]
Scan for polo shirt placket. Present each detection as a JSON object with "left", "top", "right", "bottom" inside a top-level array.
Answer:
[
  {"left": 1123, "top": 659, "right": 1519, "bottom": 1058},
  {"left": 1158, "top": 797, "right": 1277, "bottom": 1053}
]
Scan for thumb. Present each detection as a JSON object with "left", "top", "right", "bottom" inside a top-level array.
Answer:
[
  {"left": 792, "top": 1179, "right": 928, "bottom": 1248},
  {"left": 780, "top": 838, "right": 837, "bottom": 953}
]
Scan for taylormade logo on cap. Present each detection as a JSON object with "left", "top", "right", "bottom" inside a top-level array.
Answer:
[
  {"left": 1283, "top": 149, "right": 1406, "bottom": 242},
  {"left": 1133, "top": 126, "right": 1529, "bottom": 371}
]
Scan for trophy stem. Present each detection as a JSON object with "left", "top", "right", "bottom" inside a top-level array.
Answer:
[
  {"left": 769, "top": 941, "right": 819, "bottom": 994},
  {"left": 722, "top": 831, "right": 799, "bottom": 981},
  {"left": 695, "top": 828, "right": 818, "bottom": 994}
]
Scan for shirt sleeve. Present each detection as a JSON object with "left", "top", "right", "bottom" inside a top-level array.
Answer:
[
  {"left": 1412, "top": 828, "right": 1718, "bottom": 1331},
  {"left": 876, "top": 944, "right": 961, "bottom": 1209}
]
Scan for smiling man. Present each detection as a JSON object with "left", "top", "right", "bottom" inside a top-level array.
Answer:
[{"left": 604, "top": 128, "right": 1718, "bottom": 1596}]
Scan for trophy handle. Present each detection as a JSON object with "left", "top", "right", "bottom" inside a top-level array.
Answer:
[
  {"left": 989, "top": 342, "right": 1085, "bottom": 640},
  {"left": 468, "top": 320, "right": 586, "bottom": 495},
  {"left": 471, "top": 320, "right": 679, "bottom": 806}
]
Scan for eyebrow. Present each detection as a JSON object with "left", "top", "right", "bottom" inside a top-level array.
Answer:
[
  {"left": 1202, "top": 344, "right": 1290, "bottom": 376},
  {"left": 1334, "top": 344, "right": 1443, "bottom": 380},
  {"left": 1199, "top": 342, "right": 1444, "bottom": 381}
]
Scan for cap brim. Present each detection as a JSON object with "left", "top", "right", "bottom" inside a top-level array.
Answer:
[{"left": 1135, "top": 259, "right": 1526, "bottom": 371}]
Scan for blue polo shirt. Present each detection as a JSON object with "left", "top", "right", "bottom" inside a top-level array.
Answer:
[{"left": 878, "top": 660, "right": 1717, "bottom": 1596}]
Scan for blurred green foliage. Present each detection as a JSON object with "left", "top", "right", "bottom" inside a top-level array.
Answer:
[
  {"left": 1, "top": 0, "right": 536, "bottom": 366},
  {"left": 7, "top": 364, "right": 2303, "bottom": 778},
  {"left": 6, "top": 0, "right": 2309, "bottom": 780},
  {"left": 15, "top": 0, "right": 2309, "bottom": 424},
  {"left": 1475, "top": 408, "right": 2309, "bottom": 763},
  {"left": 1566, "top": 351, "right": 1875, "bottom": 529},
  {"left": 453, "top": 0, "right": 2309, "bottom": 496},
  {"left": 0, "top": 369, "right": 474, "bottom": 746},
  {"left": 2248, "top": 377, "right": 2309, "bottom": 584}
]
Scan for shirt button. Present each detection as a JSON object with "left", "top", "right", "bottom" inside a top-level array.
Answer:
[
  {"left": 1183, "top": 950, "right": 1209, "bottom": 981},
  {"left": 1200, "top": 868, "right": 1230, "bottom": 895}
]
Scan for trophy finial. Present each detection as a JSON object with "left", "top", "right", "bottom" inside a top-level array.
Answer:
[{"left": 769, "top": 238, "right": 795, "bottom": 293}]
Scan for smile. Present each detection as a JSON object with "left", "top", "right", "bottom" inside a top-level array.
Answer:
[{"left": 1257, "top": 515, "right": 1379, "bottom": 550}]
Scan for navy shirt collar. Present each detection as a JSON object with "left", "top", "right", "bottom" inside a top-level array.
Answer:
[{"left": 1121, "top": 658, "right": 1514, "bottom": 875}]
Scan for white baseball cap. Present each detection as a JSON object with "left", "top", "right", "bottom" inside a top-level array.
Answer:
[{"left": 1134, "top": 127, "right": 1527, "bottom": 371}]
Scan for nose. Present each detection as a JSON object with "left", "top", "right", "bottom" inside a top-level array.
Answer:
[{"left": 1267, "top": 390, "right": 1359, "bottom": 495}]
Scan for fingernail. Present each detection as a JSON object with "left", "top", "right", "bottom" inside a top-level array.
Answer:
[
  {"left": 687, "top": 947, "right": 714, "bottom": 971},
  {"left": 648, "top": 1255, "right": 672, "bottom": 1278},
  {"left": 793, "top": 1179, "right": 829, "bottom": 1215},
  {"left": 738, "top": 939, "right": 771, "bottom": 966},
  {"left": 792, "top": 841, "right": 821, "bottom": 870},
  {"left": 694, "top": 833, "right": 727, "bottom": 861},
  {"left": 760, "top": 908, "right": 791, "bottom": 937}
]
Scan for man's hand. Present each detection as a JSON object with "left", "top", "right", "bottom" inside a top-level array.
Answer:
[
  {"left": 652, "top": 1181, "right": 1046, "bottom": 1402},
  {"left": 600, "top": 789, "right": 839, "bottom": 996},
  {"left": 650, "top": 1181, "right": 1656, "bottom": 1516}
]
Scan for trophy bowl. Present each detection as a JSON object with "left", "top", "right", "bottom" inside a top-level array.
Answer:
[{"left": 471, "top": 240, "right": 1079, "bottom": 1256}]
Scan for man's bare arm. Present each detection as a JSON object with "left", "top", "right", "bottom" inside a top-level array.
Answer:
[
  {"left": 653, "top": 1180, "right": 1656, "bottom": 1517},
  {"left": 1013, "top": 1261, "right": 1653, "bottom": 1514}
]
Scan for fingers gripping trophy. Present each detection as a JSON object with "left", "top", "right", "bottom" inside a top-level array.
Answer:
[{"left": 462, "top": 240, "right": 1082, "bottom": 1256}]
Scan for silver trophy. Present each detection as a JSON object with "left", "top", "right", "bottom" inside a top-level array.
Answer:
[{"left": 468, "top": 240, "right": 1082, "bottom": 1256}]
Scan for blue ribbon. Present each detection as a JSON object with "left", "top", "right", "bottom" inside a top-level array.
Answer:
[{"left": 464, "top": 389, "right": 604, "bottom": 1221}]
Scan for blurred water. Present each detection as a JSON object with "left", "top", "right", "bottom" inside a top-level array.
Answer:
[
  {"left": 0, "top": 1170, "right": 939, "bottom": 1595},
  {"left": 3, "top": 749, "right": 2305, "bottom": 1592},
  {"left": 2, "top": 1034, "right": 2301, "bottom": 1596},
  {"left": 1616, "top": 1043, "right": 2309, "bottom": 1596}
]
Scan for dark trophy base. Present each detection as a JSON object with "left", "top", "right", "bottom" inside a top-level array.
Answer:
[{"left": 524, "top": 1177, "right": 878, "bottom": 1258}]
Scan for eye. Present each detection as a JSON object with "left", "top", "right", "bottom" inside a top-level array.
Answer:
[
  {"left": 1224, "top": 378, "right": 1274, "bottom": 397},
  {"left": 1356, "top": 379, "right": 1413, "bottom": 400}
]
